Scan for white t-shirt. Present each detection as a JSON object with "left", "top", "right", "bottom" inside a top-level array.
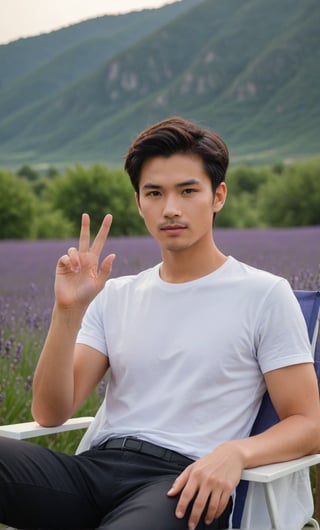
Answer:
[{"left": 76, "top": 256, "right": 312, "bottom": 460}]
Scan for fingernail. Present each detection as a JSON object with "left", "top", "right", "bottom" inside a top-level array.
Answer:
[{"left": 189, "top": 523, "right": 196, "bottom": 530}]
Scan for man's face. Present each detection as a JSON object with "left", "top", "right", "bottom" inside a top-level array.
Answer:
[{"left": 135, "top": 153, "right": 226, "bottom": 253}]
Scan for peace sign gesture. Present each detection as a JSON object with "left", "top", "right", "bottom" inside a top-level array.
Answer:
[{"left": 55, "top": 213, "right": 115, "bottom": 311}]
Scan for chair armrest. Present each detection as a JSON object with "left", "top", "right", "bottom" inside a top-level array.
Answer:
[
  {"left": 0, "top": 417, "right": 94, "bottom": 440},
  {"left": 241, "top": 454, "right": 320, "bottom": 483}
]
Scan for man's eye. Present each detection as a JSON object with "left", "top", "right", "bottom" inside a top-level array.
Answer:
[
  {"left": 146, "top": 190, "right": 161, "bottom": 197},
  {"left": 182, "top": 188, "right": 196, "bottom": 195}
]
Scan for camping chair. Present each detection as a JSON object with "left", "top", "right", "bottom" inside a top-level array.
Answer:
[{"left": 1, "top": 290, "right": 320, "bottom": 529}]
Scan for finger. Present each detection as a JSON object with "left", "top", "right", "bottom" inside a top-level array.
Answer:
[
  {"left": 167, "top": 468, "right": 192, "bottom": 521},
  {"left": 187, "top": 487, "right": 211, "bottom": 530},
  {"left": 167, "top": 466, "right": 191, "bottom": 497},
  {"left": 98, "top": 254, "right": 116, "bottom": 283},
  {"left": 79, "top": 213, "right": 90, "bottom": 253},
  {"left": 175, "top": 489, "right": 196, "bottom": 524},
  {"left": 57, "top": 254, "right": 74, "bottom": 273},
  {"left": 206, "top": 489, "right": 231, "bottom": 522},
  {"left": 203, "top": 486, "right": 231, "bottom": 526},
  {"left": 67, "top": 247, "right": 80, "bottom": 272},
  {"left": 174, "top": 479, "right": 198, "bottom": 521},
  {"left": 90, "top": 214, "right": 113, "bottom": 256}
]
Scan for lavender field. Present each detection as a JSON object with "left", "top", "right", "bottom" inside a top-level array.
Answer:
[{"left": 0, "top": 228, "right": 319, "bottom": 450}]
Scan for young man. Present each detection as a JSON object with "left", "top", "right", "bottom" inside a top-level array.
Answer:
[{"left": 0, "top": 117, "right": 319, "bottom": 530}]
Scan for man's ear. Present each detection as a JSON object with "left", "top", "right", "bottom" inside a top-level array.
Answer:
[
  {"left": 213, "top": 182, "right": 227, "bottom": 213},
  {"left": 135, "top": 192, "right": 143, "bottom": 218}
]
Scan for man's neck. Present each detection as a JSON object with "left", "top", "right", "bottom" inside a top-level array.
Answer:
[{"left": 159, "top": 244, "right": 227, "bottom": 284}]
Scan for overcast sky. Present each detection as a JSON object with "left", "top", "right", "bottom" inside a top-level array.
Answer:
[{"left": 0, "top": 0, "right": 179, "bottom": 44}]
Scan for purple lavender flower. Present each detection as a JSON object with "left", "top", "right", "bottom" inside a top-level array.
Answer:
[
  {"left": 4, "top": 339, "right": 11, "bottom": 359},
  {"left": 24, "top": 375, "right": 33, "bottom": 392},
  {"left": 13, "top": 343, "right": 23, "bottom": 365}
]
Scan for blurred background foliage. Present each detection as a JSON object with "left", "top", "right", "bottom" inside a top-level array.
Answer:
[{"left": 1, "top": 159, "right": 319, "bottom": 239}]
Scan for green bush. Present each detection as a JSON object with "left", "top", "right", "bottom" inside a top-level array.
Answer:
[
  {"left": 0, "top": 170, "right": 36, "bottom": 239},
  {"left": 49, "top": 164, "right": 146, "bottom": 237},
  {"left": 258, "top": 159, "right": 320, "bottom": 226}
]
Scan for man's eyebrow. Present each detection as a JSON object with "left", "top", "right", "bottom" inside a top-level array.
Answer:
[
  {"left": 141, "top": 178, "right": 201, "bottom": 190},
  {"left": 141, "top": 182, "right": 162, "bottom": 190},
  {"left": 176, "top": 178, "right": 201, "bottom": 188}
]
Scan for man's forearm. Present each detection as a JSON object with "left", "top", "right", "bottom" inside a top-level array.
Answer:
[
  {"left": 31, "top": 303, "right": 85, "bottom": 426},
  {"left": 232, "top": 414, "right": 320, "bottom": 470}
]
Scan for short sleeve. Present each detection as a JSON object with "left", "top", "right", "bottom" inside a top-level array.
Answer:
[
  {"left": 255, "top": 279, "right": 313, "bottom": 374},
  {"left": 76, "top": 288, "right": 108, "bottom": 356}
]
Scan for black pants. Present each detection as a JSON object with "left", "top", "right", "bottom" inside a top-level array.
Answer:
[{"left": 0, "top": 437, "right": 232, "bottom": 529}]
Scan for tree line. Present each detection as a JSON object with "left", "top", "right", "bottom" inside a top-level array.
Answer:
[{"left": 0, "top": 159, "right": 319, "bottom": 239}]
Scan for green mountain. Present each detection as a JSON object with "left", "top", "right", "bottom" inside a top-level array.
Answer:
[{"left": 0, "top": 0, "right": 319, "bottom": 168}]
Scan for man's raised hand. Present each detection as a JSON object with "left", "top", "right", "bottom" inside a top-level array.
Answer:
[{"left": 55, "top": 213, "right": 115, "bottom": 310}]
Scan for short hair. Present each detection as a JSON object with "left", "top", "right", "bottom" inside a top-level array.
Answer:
[{"left": 124, "top": 116, "right": 229, "bottom": 194}]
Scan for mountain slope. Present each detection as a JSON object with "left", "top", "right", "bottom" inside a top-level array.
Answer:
[
  {"left": 0, "top": 0, "right": 199, "bottom": 90},
  {"left": 0, "top": 0, "right": 199, "bottom": 120},
  {"left": 0, "top": 0, "right": 319, "bottom": 167}
]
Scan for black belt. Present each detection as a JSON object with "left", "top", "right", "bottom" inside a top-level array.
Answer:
[{"left": 98, "top": 437, "right": 193, "bottom": 466}]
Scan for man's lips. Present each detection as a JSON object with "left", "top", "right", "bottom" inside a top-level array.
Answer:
[{"left": 159, "top": 223, "right": 187, "bottom": 231}]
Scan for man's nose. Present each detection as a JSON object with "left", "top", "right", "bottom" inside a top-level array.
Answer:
[{"left": 163, "top": 196, "right": 182, "bottom": 217}]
